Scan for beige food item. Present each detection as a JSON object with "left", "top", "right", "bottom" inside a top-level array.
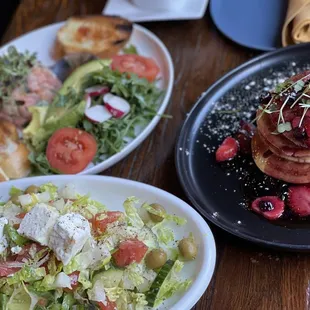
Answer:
[
  {"left": 57, "top": 15, "right": 133, "bottom": 58},
  {"left": 282, "top": 0, "right": 310, "bottom": 46},
  {"left": 0, "top": 120, "right": 30, "bottom": 181}
]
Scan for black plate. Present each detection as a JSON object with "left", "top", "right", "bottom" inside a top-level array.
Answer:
[{"left": 176, "top": 43, "right": 310, "bottom": 251}]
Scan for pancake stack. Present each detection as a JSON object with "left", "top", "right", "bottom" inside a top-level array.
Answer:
[{"left": 252, "top": 70, "right": 310, "bottom": 184}]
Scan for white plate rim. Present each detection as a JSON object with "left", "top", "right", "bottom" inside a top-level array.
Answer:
[
  {"left": 0, "top": 22, "right": 174, "bottom": 176},
  {"left": 0, "top": 175, "right": 216, "bottom": 310}
]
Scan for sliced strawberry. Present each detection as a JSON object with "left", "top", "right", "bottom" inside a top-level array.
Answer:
[
  {"left": 288, "top": 186, "right": 310, "bottom": 217},
  {"left": 215, "top": 137, "right": 238, "bottom": 162},
  {"left": 251, "top": 196, "right": 285, "bottom": 220}
]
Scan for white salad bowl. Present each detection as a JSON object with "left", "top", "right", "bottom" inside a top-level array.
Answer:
[{"left": 0, "top": 175, "right": 216, "bottom": 310}]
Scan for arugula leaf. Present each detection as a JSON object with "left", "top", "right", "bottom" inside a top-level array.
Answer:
[
  {"left": 80, "top": 67, "right": 163, "bottom": 160},
  {"left": 123, "top": 44, "right": 138, "bottom": 54}
]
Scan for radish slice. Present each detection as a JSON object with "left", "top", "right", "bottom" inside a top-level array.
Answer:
[
  {"left": 85, "top": 95, "right": 92, "bottom": 109},
  {"left": 103, "top": 93, "right": 130, "bottom": 118},
  {"left": 85, "top": 85, "right": 109, "bottom": 97},
  {"left": 85, "top": 105, "right": 112, "bottom": 123}
]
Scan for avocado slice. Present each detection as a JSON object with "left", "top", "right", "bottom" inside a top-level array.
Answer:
[{"left": 59, "top": 59, "right": 111, "bottom": 95}]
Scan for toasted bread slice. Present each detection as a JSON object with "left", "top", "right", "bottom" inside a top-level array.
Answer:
[
  {"left": 0, "top": 120, "right": 30, "bottom": 181},
  {"left": 57, "top": 15, "right": 133, "bottom": 59}
]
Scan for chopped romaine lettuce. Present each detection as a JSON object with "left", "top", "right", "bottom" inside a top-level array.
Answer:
[
  {"left": 39, "top": 183, "right": 58, "bottom": 200},
  {"left": 0, "top": 293, "right": 8, "bottom": 310},
  {"left": 7, "top": 266, "right": 46, "bottom": 285},
  {"left": 61, "top": 293, "right": 75, "bottom": 310},
  {"left": 33, "top": 274, "right": 55, "bottom": 292},
  {"left": 6, "top": 283, "right": 39, "bottom": 310},
  {"left": 123, "top": 197, "right": 144, "bottom": 229},
  {"left": 4, "top": 224, "right": 28, "bottom": 246},
  {"left": 151, "top": 220, "right": 174, "bottom": 245},
  {"left": 78, "top": 270, "right": 92, "bottom": 290},
  {"left": 153, "top": 260, "right": 192, "bottom": 307},
  {"left": 87, "top": 280, "right": 106, "bottom": 303}
]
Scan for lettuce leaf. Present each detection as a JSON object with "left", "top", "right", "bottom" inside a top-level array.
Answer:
[
  {"left": 87, "top": 280, "right": 106, "bottom": 303},
  {"left": 6, "top": 283, "right": 39, "bottom": 310},
  {"left": 78, "top": 270, "right": 92, "bottom": 290},
  {"left": 61, "top": 293, "right": 75, "bottom": 310},
  {"left": 39, "top": 183, "right": 58, "bottom": 200},
  {"left": 0, "top": 293, "right": 7, "bottom": 310},
  {"left": 4, "top": 224, "right": 28, "bottom": 246},
  {"left": 154, "top": 260, "right": 192, "bottom": 307},
  {"left": 33, "top": 274, "right": 55, "bottom": 292},
  {"left": 151, "top": 220, "right": 174, "bottom": 245},
  {"left": 7, "top": 266, "right": 46, "bottom": 285},
  {"left": 63, "top": 241, "right": 111, "bottom": 274},
  {"left": 123, "top": 197, "right": 144, "bottom": 229}
]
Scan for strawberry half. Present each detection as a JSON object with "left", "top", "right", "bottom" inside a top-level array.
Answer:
[
  {"left": 288, "top": 186, "right": 310, "bottom": 217},
  {"left": 251, "top": 196, "right": 285, "bottom": 220},
  {"left": 215, "top": 137, "right": 239, "bottom": 162}
]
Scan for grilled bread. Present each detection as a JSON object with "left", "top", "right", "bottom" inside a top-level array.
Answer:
[
  {"left": 0, "top": 120, "right": 30, "bottom": 181},
  {"left": 57, "top": 15, "right": 133, "bottom": 59}
]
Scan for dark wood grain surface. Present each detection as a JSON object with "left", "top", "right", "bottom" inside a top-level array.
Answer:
[{"left": 2, "top": 1, "right": 309, "bottom": 309}]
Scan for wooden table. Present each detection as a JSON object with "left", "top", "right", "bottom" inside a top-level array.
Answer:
[{"left": 2, "top": 1, "right": 309, "bottom": 309}]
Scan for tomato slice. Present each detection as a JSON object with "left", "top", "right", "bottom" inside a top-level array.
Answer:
[
  {"left": 98, "top": 300, "right": 117, "bottom": 310},
  {"left": 46, "top": 128, "right": 97, "bottom": 174},
  {"left": 94, "top": 211, "right": 123, "bottom": 234},
  {"left": 111, "top": 55, "right": 160, "bottom": 82},
  {"left": 112, "top": 239, "right": 148, "bottom": 267},
  {"left": 64, "top": 271, "right": 80, "bottom": 292}
]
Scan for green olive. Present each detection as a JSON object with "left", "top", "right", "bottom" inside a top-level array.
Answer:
[
  {"left": 178, "top": 238, "right": 198, "bottom": 261},
  {"left": 145, "top": 249, "right": 167, "bottom": 269},
  {"left": 148, "top": 203, "right": 165, "bottom": 223},
  {"left": 10, "top": 194, "right": 20, "bottom": 205},
  {"left": 24, "top": 185, "right": 39, "bottom": 194}
]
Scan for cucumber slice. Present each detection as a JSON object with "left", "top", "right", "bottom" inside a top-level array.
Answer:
[
  {"left": 92, "top": 268, "right": 124, "bottom": 288},
  {"left": 145, "top": 260, "right": 175, "bottom": 307}
]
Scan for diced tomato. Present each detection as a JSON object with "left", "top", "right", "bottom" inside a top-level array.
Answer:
[
  {"left": 63, "top": 271, "right": 80, "bottom": 292},
  {"left": 16, "top": 212, "right": 26, "bottom": 219},
  {"left": 111, "top": 55, "right": 160, "bottom": 82},
  {"left": 112, "top": 239, "right": 148, "bottom": 267},
  {"left": 46, "top": 128, "right": 97, "bottom": 174},
  {"left": 98, "top": 300, "right": 117, "bottom": 310},
  {"left": 94, "top": 211, "right": 123, "bottom": 234}
]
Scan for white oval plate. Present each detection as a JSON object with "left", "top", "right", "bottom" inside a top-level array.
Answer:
[
  {"left": 0, "top": 23, "right": 174, "bottom": 175},
  {"left": 0, "top": 175, "right": 216, "bottom": 310}
]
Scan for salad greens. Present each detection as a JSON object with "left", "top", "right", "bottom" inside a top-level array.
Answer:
[
  {"left": 0, "top": 46, "right": 37, "bottom": 100},
  {"left": 24, "top": 62, "right": 163, "bottom": 175},
  {"left": 0, "top": 183, "right": 195, "bottom": 309}
]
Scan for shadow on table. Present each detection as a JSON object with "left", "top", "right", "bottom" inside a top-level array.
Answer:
[{"left": 0, "top": 0, "right": 21, "bottom": 41}]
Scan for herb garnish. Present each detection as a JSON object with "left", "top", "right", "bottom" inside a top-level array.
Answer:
[{"left": 255, "top": 72, "right": 310, "bottom": 133}]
